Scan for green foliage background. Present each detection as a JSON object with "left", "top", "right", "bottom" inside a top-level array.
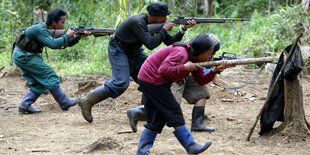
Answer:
[{"left": 0, "top": 0, "right": 309, "bottom": 75}]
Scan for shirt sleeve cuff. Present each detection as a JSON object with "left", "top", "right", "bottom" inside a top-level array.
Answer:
[
  {"left": 159, "top": 28, "right": 169, "bottom": 36},
  {"left": 63, "top": 34, "right": 70, "bottom": 42}
]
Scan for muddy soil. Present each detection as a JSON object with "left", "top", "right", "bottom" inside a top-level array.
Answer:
[{"left": 0, "top": 66, "right": 310, "bottom": 155}]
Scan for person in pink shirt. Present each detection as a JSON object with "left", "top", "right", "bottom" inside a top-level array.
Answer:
[{"left": 135, "top": 34, "right": 231, "bottom": 155}]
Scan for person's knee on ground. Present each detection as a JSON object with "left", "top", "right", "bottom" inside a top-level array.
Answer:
[
  {"left": 18, "top": 90, "right": 41, "bottom": 114},
  {"left": 174, "top": 125, "right": 212, "bottom": 154},
  {"left": 191, "top": 99, "right": 215, "bottom": 132},
  {"left": 49, "top": 85, "right": 79, "bottom": 111},
  {"left": 78, "top": 85, "right": 109, "bottom": 123}
]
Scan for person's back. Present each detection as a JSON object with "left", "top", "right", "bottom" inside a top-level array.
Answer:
[
  {"left": 138, "top": 45, "right": 189, "bottom": 84},
  {"left": 114, "top": 13, "right": 148, "bottom": 52}
]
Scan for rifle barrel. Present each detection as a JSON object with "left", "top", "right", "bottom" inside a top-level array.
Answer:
[
  {"left": 172, "top": 17, "right": 251, "bottom": 24},
  {"left": 148, "top": 17, "right": 250, "bottom": 35},
  {"left": 196, "top": 57, "right": 274, "bottom": 68},
  {"left": 74, "top": 28, "right": 115, "bottom": 32}
]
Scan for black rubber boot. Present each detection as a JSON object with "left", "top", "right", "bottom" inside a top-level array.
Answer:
[
  {"left": 18, "top": 90, "right": 42, "bottom": 114},
  {"left": 50, "top": 85, "right": 79, "bottom": 111},
  {"left": 127, "top": 105, "right": 146, "bottom": 133},
  {"left": 78, "top": 86, "right": 109, "bottom": 123},
  {"left": 191, "top": 106, "right": 215, "bottom": 132}
]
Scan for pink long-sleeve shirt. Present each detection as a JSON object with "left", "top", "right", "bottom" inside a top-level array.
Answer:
[{"left": 138, "top": 45, "right": 216, "bottom": 85}]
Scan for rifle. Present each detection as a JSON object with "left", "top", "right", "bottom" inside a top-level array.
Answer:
[
  {"left": 212, "top": 52, "right": 246, "bottom": 61},
  {"left": 147, "top": 17, "right": 250, "bottom": 35},
  {"left": 196, "top": 57, "right": 274, "bottom": 68},
  {"left": 49, "top": 26, "right": 115, "bottom": 38}
]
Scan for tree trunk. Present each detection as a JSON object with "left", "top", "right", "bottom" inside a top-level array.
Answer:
[
  {"left": 202, "top": 0, "right": 209, "bottom": 17},
  {"left": 208, "top": 0, "right": 213, "bottom": 17},
  {"left": 271, "top": 53, "right": 310, "bottom": 136},
  {"left": 302, "top": 0, "right": 309, "bottom": 11}
]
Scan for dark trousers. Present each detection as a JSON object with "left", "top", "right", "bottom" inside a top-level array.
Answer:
[
  {"left": 139, "top": 80, "right": 185, "bottom": 133},
  {"left": 104, "top": 38, "right": 148, "bottom": 98}
]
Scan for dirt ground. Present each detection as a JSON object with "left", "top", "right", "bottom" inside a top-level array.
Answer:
[{"left": 0, "top": 66, "right": 310, "bottom": 155}]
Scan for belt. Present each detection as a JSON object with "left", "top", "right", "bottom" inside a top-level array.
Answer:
[
  {"left": 14, "top": 46, "right": 41, "bottom": 53},
  {"left": 112, "top": 35, "right": 126, "bottom": 46},
  {"left": 112, "top": 34, "right": 138, "bottom": 50},
  {"left": 14, "top": 46, "right": 22, "bottom": 51}
]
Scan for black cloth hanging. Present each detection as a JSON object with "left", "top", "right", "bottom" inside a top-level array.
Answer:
[{"left": 259, "top": 44, "right": 304, "bottom": 135}]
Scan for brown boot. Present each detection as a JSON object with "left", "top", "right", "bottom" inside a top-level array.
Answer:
[{"left": 78, "top": 86, "right": 109, "bottom": 123}]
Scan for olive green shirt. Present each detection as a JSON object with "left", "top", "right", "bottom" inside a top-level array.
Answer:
[{"left": 24, "top": 22, "right": 79, "bottom": 51}]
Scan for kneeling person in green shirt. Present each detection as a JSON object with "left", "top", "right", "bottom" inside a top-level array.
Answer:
[{"left": 12, "top": 8, "right": 90, "bottom": 114}]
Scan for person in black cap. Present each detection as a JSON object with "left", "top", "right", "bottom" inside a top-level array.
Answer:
[{"left": 77, "top": 1, "right": 196, "bottom": 123}]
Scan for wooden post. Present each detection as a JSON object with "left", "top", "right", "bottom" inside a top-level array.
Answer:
[
  {"left": 246, "top": 33, "right": 303, "bottom": 141},
  {"left": 271, "top": 52, "right": 310, "bottom": 136},
  {"left": 33, "top": 9, "right": 50, "bottom": 60}
]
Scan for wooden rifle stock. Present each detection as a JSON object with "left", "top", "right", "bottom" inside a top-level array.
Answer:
[
  {"left": 49, "top": 29, "right": 67, "bottom": 38},
  {"left": 49, "top": 27, "right": 115, "bottom": 38},
  {"left": 195, "top": 57, "right": 274, "bottom": 68}
]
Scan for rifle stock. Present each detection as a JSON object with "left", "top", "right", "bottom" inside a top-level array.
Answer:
[
  {"left": 49, "top": 29, "right": 67, "bottom": 38},
  {"left": 49, "top": 27, "right": 115, "bottom": 38},
  {"left": 148, "top": 17, "right": 250, "bottom": 35},
  {"left": 196, "top": 57, "right": 274, "bottom": 68}
]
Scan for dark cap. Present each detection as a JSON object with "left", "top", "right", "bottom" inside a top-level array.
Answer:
[
  {"left": 207, "top": 33, "right": 220, "bottom": 52},
  {"left": 147, "top": 1, "right": 171, "bottom": 16}
]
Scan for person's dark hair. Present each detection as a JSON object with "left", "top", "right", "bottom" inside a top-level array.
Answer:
[
  {"left": 46, "top": 8, "right": 66, "bottom": 26},
  {"left": 173, "top": 34, "right": 213, "bottom": 56}
]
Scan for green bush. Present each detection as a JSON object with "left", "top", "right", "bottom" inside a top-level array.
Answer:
[{"left": 0, "top": 0, "right": 309, "bottom": 75}]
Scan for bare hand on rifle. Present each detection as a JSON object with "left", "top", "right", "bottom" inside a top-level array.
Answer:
[
  {"left": 66, "top": 29, "right": 77, "bottom": 38},
  {"left": 163, "top": 20, "right": 177, "bottom": 31},
  {"left": 183, "top": 19, "right": 196, "bottom": 31},
  {"left": 184, "top": 61, "right": 203, "bottom": 72},
  {"left": 77, "top": 30, "right": 91, "bottom": 38},
  {"left": 212, "top": 60, "right": 231, "bottom": 73}
]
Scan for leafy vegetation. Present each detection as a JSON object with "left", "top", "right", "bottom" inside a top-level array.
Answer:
[{"left": 0, "top": 0, "right": 309, "bottom": 75}]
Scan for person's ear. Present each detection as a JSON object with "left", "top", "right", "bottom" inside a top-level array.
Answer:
[{"left": 52, "top": 21, "right": 57, "bottom": 28}]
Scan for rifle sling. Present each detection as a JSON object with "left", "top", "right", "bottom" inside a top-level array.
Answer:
[{"left": 213, "top": 65, "right": 265, "bottom": 90}]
